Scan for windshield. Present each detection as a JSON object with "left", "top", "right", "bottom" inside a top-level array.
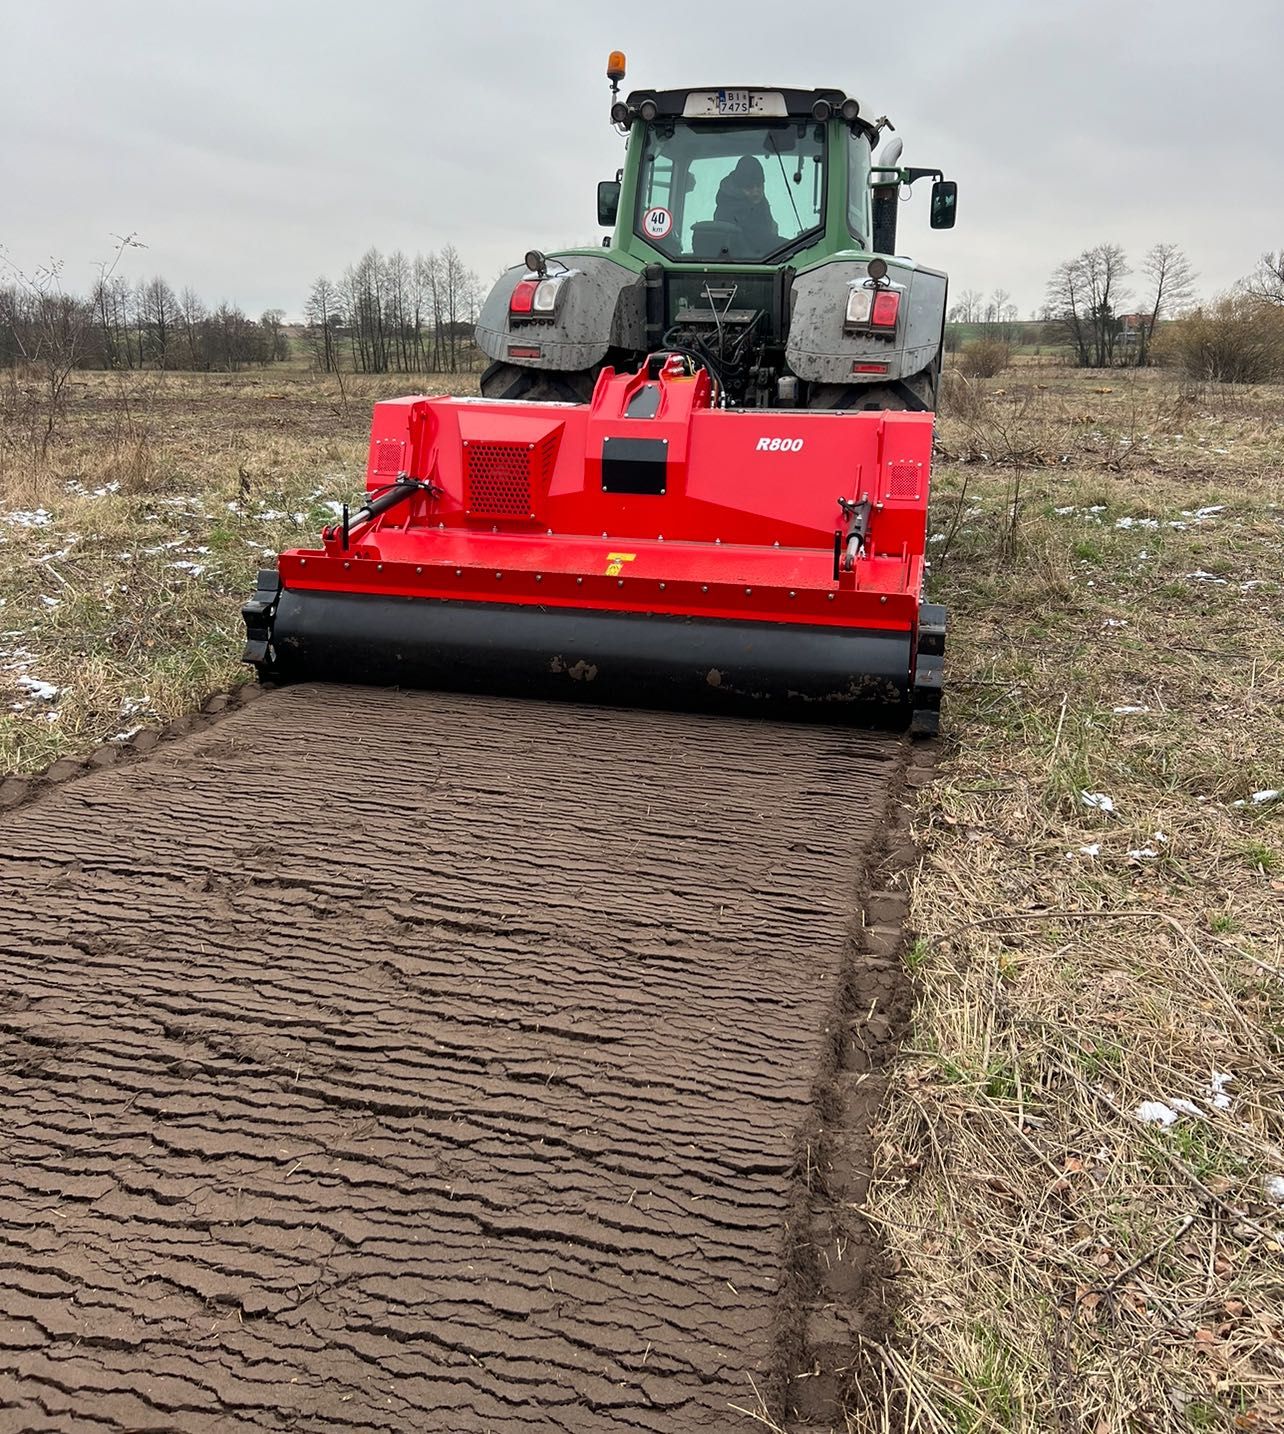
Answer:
[{"left": 634, "top": 120, "right": 826, "bottom": 263}]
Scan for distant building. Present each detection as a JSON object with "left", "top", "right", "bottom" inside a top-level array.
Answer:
[{"left": 1116, "top": 313, "right": 1152, "bottom": 345}]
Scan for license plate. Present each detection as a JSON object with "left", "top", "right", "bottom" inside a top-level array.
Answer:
[
  {"left": 682, "top": 89, "right": 787, "bottom": 120},
  {"left": 717, "top": 88, "right": 751, "bottom": 115}
]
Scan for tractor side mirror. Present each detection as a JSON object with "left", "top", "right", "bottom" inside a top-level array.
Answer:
[
  {"left": 597, "top": 180, "right": 621, "bottom": 227},
  {"left": 930, "top": 179, "right": 958, "bottom": 229}
]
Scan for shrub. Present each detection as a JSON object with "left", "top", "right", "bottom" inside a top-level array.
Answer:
[
  {"left": 958, "top": 337, "right": 1011, "bottom": 379},
  {"left": 1164, "top": 293, "right": 1284, "bottom": 383}
]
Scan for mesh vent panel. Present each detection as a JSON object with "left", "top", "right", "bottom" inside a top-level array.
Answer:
[
  {"left": 465, "top": 443, "right": 533, "bottom": 518},
  {"left": 374, "top": 439, "right": 404, "bottom": 476},
  {"left": 464, "top": 432, "right": 559, "bottom": 521},
  {"left": 887, "top": 461, "right": 921, "bottom": 499}
]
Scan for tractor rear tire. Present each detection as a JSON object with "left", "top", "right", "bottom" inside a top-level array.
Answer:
[{"left": 480, "top": 362, "right": 597, "bottom": 404}]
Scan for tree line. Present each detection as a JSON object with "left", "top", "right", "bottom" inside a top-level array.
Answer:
[
  {"left": 0, "top": 242, "right": 485, "bottom": 377},
  {"left": 1040, "top": 242, "right": 1197, "bottom": 367},
  {"left": 304, "top": 246, "right": 482, "bottom": 375},
  {"left": 1, "top": 274, "right": 290, "bottom": 374}
]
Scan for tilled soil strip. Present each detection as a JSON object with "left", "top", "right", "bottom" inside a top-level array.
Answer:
[{"left": 0, "top": 685, "right": 899, "bottom": 1432}]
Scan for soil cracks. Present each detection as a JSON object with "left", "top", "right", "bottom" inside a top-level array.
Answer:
[{"left": 0, "top": 685, "right": 924, "bottom": 1433}]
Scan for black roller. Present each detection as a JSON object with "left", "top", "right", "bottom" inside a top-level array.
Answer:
[{"left": 245, "top": 577, "right": 918, "bottom": 728}]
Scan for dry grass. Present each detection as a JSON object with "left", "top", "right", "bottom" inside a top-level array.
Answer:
[
  {"left": 0, "top": 367, "right": 473, "bottom": 771},
  {"left": 858, "top": 364, "right": 1284, "bottom": 1431}
]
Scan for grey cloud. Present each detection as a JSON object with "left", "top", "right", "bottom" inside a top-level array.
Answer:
[{"left": 3, "top": 0, "right": 1280, "bottom": 317}]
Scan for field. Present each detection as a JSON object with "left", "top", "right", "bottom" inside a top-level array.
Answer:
[{"left": 1, "top": 362, "right": 1282, "bottom": 1430}]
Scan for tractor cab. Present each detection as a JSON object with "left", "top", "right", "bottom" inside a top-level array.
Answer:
[
  {"left": 607, "top": 87, "right": 878, "bottom": 267},
  {"left": 475, "top": 60, "right": 957, "bottom": 412}
]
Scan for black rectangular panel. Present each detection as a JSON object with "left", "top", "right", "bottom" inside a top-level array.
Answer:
[{"left": 601, "top": 436, "right": 668, "bottom": 495}]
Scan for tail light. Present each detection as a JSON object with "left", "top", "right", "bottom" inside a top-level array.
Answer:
[
  {"left": 871, "top": 290, "right": 900, "bottom": 327},
  {"left": 844, "top": 283, "right": 901, "bottom": 335},
  {"left": 510, "top": 275, "right": 568, "bottom": 319},
  {"left": 510, "top": 279, "right": 539, "bottom": 314}
]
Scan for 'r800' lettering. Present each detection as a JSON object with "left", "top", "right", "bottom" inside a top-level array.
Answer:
[{"left": 755, "top": 437, "right": 804, "bottom": 452}]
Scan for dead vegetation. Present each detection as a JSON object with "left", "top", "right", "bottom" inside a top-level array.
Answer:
[
  {"left": 0, "top": 368, "right": 471, "bottom": 771},
  {"left": 856, "top": 363, "right": 1284, "bottom": 1431}
]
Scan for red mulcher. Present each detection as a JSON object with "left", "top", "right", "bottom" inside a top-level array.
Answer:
[{"left": 243, "top": 355, "right": 945, "bottom": 732}]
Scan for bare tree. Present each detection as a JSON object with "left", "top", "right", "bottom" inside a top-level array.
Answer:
[
  {"left": 1138, "top": 243, "right": 1196, "bottom": 362},
  {"left": 440, "top": 245, "right": 481, "bottom": 372},
  {"left": 177, "top": 287, "right": 206, "bottom": 369},
  {"left": 420, "top": 251, "right": 444, "bottom": 370},
  {"left": 1045, "top": 244, "right": 1130, "bottom": 367},
  {"left": 0, "top": 233, "right": 141, "bottom": 453},
  {"left": 259, "top": 308, "right": 289, "bottom": 363},
  {"left": 948, "top": 288, "right": 983, "bottom": 325},
  {"left": 139, "top": 276, "right": 178, "bottom": 368},
  {"left": 1246, "top": 250, "right": 1284, "bottom": 305},
  {"left": 304, "top": 276, "right": 339, "bottom": 372},
  {"left": 385, "top": 250, "right": 412, "bottom": 372}
]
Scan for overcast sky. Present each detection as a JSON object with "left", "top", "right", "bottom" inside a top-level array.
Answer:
[{"left": 3, "top": 0, "right": 1281, "bottom": 320}]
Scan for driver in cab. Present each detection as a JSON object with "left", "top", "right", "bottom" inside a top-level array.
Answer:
[{"left": 714, "top": 156, "right": 781, "bottom": 253}]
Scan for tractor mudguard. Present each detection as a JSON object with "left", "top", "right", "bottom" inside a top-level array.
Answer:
[
  {"left": 475, "top": 254, "right": 646, "bottom": 373},
  {"left": 786, "top": 259, "right": 947, "bottom": 388}
]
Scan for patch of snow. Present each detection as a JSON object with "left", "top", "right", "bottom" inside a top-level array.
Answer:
[
  {"left": 1232, "top": 790, "right": 1281, "bottom": 809},
  {"left": 1081, "top": 791, "right": 1116, "bottom": 814},
  {"left": 171, "top": 561, "right": 206, "bottom": 576},
  {"left": 1208, "top": 1071, "right": 1233, "bottom": 1112},
  {"left": 39, "top": 596, "right": 60, "bottom": 609},
  {"left": 928, "top": 532, "right": 945, "bottom": 544},
  {"left": 1154, "top": 831, "right": 1169, "bottom": 844},
  {"left": 1264, "top": 1176, "right": 1284, "bottom": 1205},
  {"left": 1114, "top": 516, "right": 1159, "bottom": 530},
  {"left": 1169, "top": 1098, "right": 1203, "bottom": 1118},
  {"left": 16, "top": 676, "right": 59, "bottom": 701},
  {"left": 1053, "top": 505, "right": 1076, "bottom": 516},
  {"left": 1102, "top": 618, "right": 1129, "bottom": 629},
  {"left": 1127, "top": 846, "right": 1160, "bottom": 859},
  {"left": 67, "top": 479, "right": 121, "bottom": 497},
  {"left": 1186, "top": 570, "right": 1228, "bottom": 584},
  {"left": 1136, "top": 1101, "right": 1180, "bottom": 1127},
  {"left": 35, "top": 536, "right": 80, "bottom": 563},
  {"left": 322, "top": 500, "right": 345, "bottom": 518},
  {"left": 1113, "top": 705, "right": 1150, "bottom": 715},
  {"left": 1078, "top": 843, "right": 1100, "bottom": 857},
  {"left": 3, "top": 508, "right": 53, "bottom": 528}
]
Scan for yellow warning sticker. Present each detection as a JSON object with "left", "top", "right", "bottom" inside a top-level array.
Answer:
[{"left": 605, "top": 552, "right": 636, "bottom": 577}]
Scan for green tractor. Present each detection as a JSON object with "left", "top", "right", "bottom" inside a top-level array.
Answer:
[{"left": 477, "top": 54, "right": 957, "bottom": 411}]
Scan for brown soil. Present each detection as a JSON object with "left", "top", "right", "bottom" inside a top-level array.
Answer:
[{"left": 0, "top": 685, "right": 907, "bottom": 1432}]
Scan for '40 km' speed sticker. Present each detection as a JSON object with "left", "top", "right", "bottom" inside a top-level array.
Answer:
[{"left": 642, "top": 206, "right": 673, "bottom": 240}]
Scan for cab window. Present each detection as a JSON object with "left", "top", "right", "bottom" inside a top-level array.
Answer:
[{"left": 635, "top": 120, "right": 826, "bottom": 263}]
